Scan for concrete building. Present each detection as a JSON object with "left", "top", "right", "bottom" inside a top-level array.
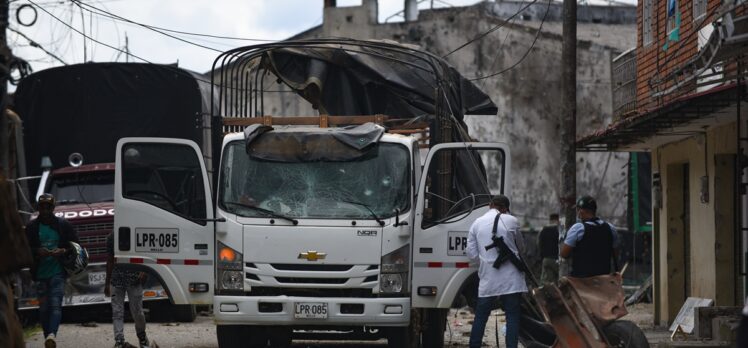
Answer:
[
  {"left": 579, "top": 0, "right": 748, "bottom": 326},
  {"left": 217, "top": 0, "right": 637, "bottom": 229}
]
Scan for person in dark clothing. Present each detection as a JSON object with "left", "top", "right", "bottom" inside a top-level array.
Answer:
[
  {"left": 559, "top": 195, "right": 619, "bottom": 278},
  {"left": 537, "top": 213, "right": 560, "bottom": 283},
  {"left": 25, "top": 193, "right": 78, "bottom": 348}
]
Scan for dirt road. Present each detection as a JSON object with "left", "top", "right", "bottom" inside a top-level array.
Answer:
[{"left": 25, "top": 304, "right": 658, "bottom": 347}]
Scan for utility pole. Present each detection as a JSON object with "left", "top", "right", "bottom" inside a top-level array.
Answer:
[
  {"left": 560, "top": 0, "right": 577, "bottom": 276},
  {"left": 0, "top": 0, "right": 10, "bottom": 177}
]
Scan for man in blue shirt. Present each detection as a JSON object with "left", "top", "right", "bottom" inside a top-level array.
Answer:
[
  {"left": 560, "top": 195, "right": 619, "bottom": 277},
  {"left": 25, "top": 194, "right": 78, "bottom": 348}
]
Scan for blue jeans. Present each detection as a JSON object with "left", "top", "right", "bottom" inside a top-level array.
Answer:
[
  {"left": 37, "top": 273, "right": 65, "bottom": 337},
  {"left": 469, "top": 292, "right": 522, "bottom": 348}
]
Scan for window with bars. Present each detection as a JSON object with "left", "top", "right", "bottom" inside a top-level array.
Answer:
[
  {"left": 693, "top": 0, "right": 707, "bottom": 21},
  {"left": 643, "top": 0, "right": 653, "bottom": 46}
]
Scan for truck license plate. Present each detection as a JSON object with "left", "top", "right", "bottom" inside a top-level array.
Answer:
[
  {"left": 294, "top": 302, "right": 328, "bottom": 319},
  {"left": 88, "top": 272, "right": 106, "bottom": 286},
  {"left": 135, "top": 228, "right": 179, "bottom": 253}
]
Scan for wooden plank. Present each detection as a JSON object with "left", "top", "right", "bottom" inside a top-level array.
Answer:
[
  {"left": 388, "top": 128, "right": 428, "bottom": 135},
  {"left": 222, "top": 115, "right": 390, "bottom": 127}
]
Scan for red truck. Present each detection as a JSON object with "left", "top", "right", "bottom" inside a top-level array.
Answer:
[{"left": 15, "top": 160, "right": 196, "bottom": 322}]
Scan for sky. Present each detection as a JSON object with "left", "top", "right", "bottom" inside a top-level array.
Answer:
[{"left": 8, "top": 0, "right": 635, "bottom": 77}]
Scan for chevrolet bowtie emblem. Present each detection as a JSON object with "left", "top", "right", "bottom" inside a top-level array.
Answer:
[{"left": 298, "top": 251, "right": 326, "bottom": 261}]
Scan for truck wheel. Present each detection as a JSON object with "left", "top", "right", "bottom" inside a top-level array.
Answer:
[
  {"left": 216, "top": 325, "right": 246, "bottom": 348},
  {"left": 422, "top": 308, "right": 447, "bottom": 347},
  {"left": 171, "top": 304, "right": 197, "bottom": 322},
  {"left": 387, "top": 326, "right": 419, "bottom": 348},
  {"left": 267, "top": 327, "right": 292, "bottom": 347},
  {"left": 603, "top": 320, "right": 649, "bottom": 348},
  {"left": 217, "top": 325, "right": 267, "bottom": 348}
]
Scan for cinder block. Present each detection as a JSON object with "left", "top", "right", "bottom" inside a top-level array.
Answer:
[
  {"left": 711, "top": 316, "right": 740, "bottom": 343},
  {"left": 693, "top": 306, "right": 741, "bottom": 339}
]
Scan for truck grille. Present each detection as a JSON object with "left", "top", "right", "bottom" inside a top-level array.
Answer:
[
  {"left": 73, "top": 222, "right": 113, "bottom": 257},
  {"left": 78, "top": 234, "right": 108, "bottom": 245},
  {"left": 275, "top": 277, "right": 348, "bottom": 285},
  {"left": 270, "top": 264, "right": 357, "bottom": 272},
  {"left": 73, "top": 222, "right": 113, "bottom": 234},
  {"left": 247, "top": 287, "right": 377, "bottom": 298}
]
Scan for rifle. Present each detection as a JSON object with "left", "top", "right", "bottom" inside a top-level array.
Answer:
[{"left": 484, "top": 214, "right": 539, "bottom": 288}]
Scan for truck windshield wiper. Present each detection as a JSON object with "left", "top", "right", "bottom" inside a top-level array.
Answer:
[
  {"left": 224, "top": 201, "right": 299, "bottom": 225},
  {"left": 341, "top": 200, "right": 385, "bottom": 226}
]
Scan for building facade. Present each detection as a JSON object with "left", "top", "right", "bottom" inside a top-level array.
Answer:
[{"left": 580, "top": 0, "right": 747, "bottom": 325}]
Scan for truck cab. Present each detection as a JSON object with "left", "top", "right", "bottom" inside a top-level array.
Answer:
[{"left": 113, "top": 118, "right": 510, "bottom": 347}]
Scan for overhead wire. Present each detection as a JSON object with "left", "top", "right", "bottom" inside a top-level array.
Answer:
[
  {"left": 71, "top": 0, "right": 277, "bottom": 43},
  {"left": 469, "top": 0, "right": 551, "bottom": 81},
  {"left": 8, "top": 26, "right": 67, "bottom": 65},
  {"left": 442, "top": 0, "right": 539, "bottom": 58}
]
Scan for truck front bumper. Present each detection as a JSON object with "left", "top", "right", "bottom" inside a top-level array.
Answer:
[{"left": 214, "top": 295, "right": 410, "bottom": 326}]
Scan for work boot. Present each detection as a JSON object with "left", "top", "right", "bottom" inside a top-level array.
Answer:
[
  {"left": 139, "top": 336, "right": 156, "bottom": 348},
  {"left": 44, "top": 334, "right": 56, "bottom": 348}
]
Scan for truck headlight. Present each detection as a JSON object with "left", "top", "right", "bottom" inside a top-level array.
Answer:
[
  {"left": 217, "top": 241, "right": 243, "bottom": 291},
  {"left": 380, "top": 273, "right": 403, "bottom": 293},
  {"left": 380, "top": 244, "right": 409, "bottom": 294}
]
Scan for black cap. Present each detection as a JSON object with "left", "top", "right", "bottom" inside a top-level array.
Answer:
[
  {"left": 491, "top": 195, "right": 510, "bottom": 209},
  {"left": 575, "top": 195, "right": 597, "bottom": 211},
  {"left": 38, "top": 193, "right": 56, "bottom": 207}
]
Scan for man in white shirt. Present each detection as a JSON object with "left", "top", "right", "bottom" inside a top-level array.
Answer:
[{"left": 467, "top": 195, "right": 527, "bottom": 348}]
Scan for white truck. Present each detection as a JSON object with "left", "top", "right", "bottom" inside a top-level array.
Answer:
[
  {"left": 113, "top": 39, "right": 508, "bottom": 347},
  {"left": 112, "top": 119, "right": 509, "bottom": 347}
]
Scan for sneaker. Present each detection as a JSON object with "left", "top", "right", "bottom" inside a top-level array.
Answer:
[
  {"left": 138, "top": 337, "right": 151, "bottom": 348},
  {"left": 44, "top": 334, "right": 56, "bottom": 348},
  {"left": 114, "top": 342, "right": 137, "bottom": 348}
]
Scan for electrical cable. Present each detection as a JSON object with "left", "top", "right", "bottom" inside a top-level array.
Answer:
[
  {"left": 442, "top": 0, "right": 539, "bottom": 58},
  {"left": 71, "top": 0, "right": 277, "bottom": 43},
  {"left": 8, "top": 26, "right": 67, "bottom": 65},
  {"left": 69, "top": 0, "right": 223, "bottom": 53},
  {"left": 28, "top": 0, "right": 154, "bottom": 63},
  {"left": 469, "top": 0, "right": 551, "bottom": 81}
]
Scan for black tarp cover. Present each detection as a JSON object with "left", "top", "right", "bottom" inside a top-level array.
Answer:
[
  {"left": 14, "top": 63, "right": 212, "bottom": 176},
  {"left": 244, "top": 123, "right": 385, "bottom": 162},
  {"left": 264, "top": 43, "right": 498, "bottom": 121}
]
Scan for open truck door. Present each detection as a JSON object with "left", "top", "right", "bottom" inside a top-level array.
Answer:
[
  {"left": 114, "top": 138, "right": 214, "bottom": 305},
  {"left": 412, "top": 143, "right": 510, "bottom": 308}
]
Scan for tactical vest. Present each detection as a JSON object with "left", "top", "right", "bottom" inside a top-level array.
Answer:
[{"left": 570, "top": 220, "right": 613, "bottom": 278}]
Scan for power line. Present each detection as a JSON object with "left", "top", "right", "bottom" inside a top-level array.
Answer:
[
  {"left": 28, "top": 0, "right": 153, "bottom": 63},
  {"left": 442, "top": 0, "right": 539, "bottom": 58},
  {"left": 469, "top": 0, "right": 551, "bottom": 81},
  {"left": 69, "top": 0, "right": 224, "bottom": 53},
  {"left": 8, "top": 26, "right": 67, "bottom": 65},
  {"left": 71, "top": 0, "right": 277, "bottom": 43}
]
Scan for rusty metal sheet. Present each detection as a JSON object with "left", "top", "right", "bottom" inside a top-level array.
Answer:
[{"left": 562, "top": 273, "right": 628, "bottom": 326}]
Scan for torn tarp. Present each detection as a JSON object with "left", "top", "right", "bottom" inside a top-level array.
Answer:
[
  {"left": 263, "top": 42, "right": 498, "bottom": 121},
  {"left": 245, "top": 123, "right": 385, "bottom": 162}
]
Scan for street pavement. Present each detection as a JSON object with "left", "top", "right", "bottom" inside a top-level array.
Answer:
[{"left": 25, "top": 304, "right": 662, "bottom": 347}]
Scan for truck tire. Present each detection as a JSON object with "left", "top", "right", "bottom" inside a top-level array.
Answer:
[
  {"left": 171, "top": 304, "right": 197, "bottom": 322},
  {"left": 421, "top": 308, "right": 447, "bottom": 347},
  {"left": 387, "top": 326, "right": 419, "bottom": 348},
  {"left": 603, "top": 320, "right": 649, "bottom": 348},
  {"left": 216, "top": 325, "right": 246, "bottom": 348},
  {"left": 267, "top": 327, "right": 292, "bottom": 347},
  {"left": 217, "top": 325, "right": 267, "bottom": 348}
]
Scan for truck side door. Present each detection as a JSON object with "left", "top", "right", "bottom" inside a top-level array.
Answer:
[
  {"left": 114, "top": 138, "right": 215, "bottom": 305},
  {"left": 412, "top": 143, "right": 510, "bottom": 308}
]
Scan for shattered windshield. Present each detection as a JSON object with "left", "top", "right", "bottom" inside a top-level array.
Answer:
[{"left": 219, "top": 140, "right": 410, "bottom": 219}]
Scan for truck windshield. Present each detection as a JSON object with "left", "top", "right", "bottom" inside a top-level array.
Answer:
[
  {"left": 219, "top": 141, "right": 410, "bottom": 219},
  {"left": 48, "top": 171, "right": 114, "bottom": 205}
]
